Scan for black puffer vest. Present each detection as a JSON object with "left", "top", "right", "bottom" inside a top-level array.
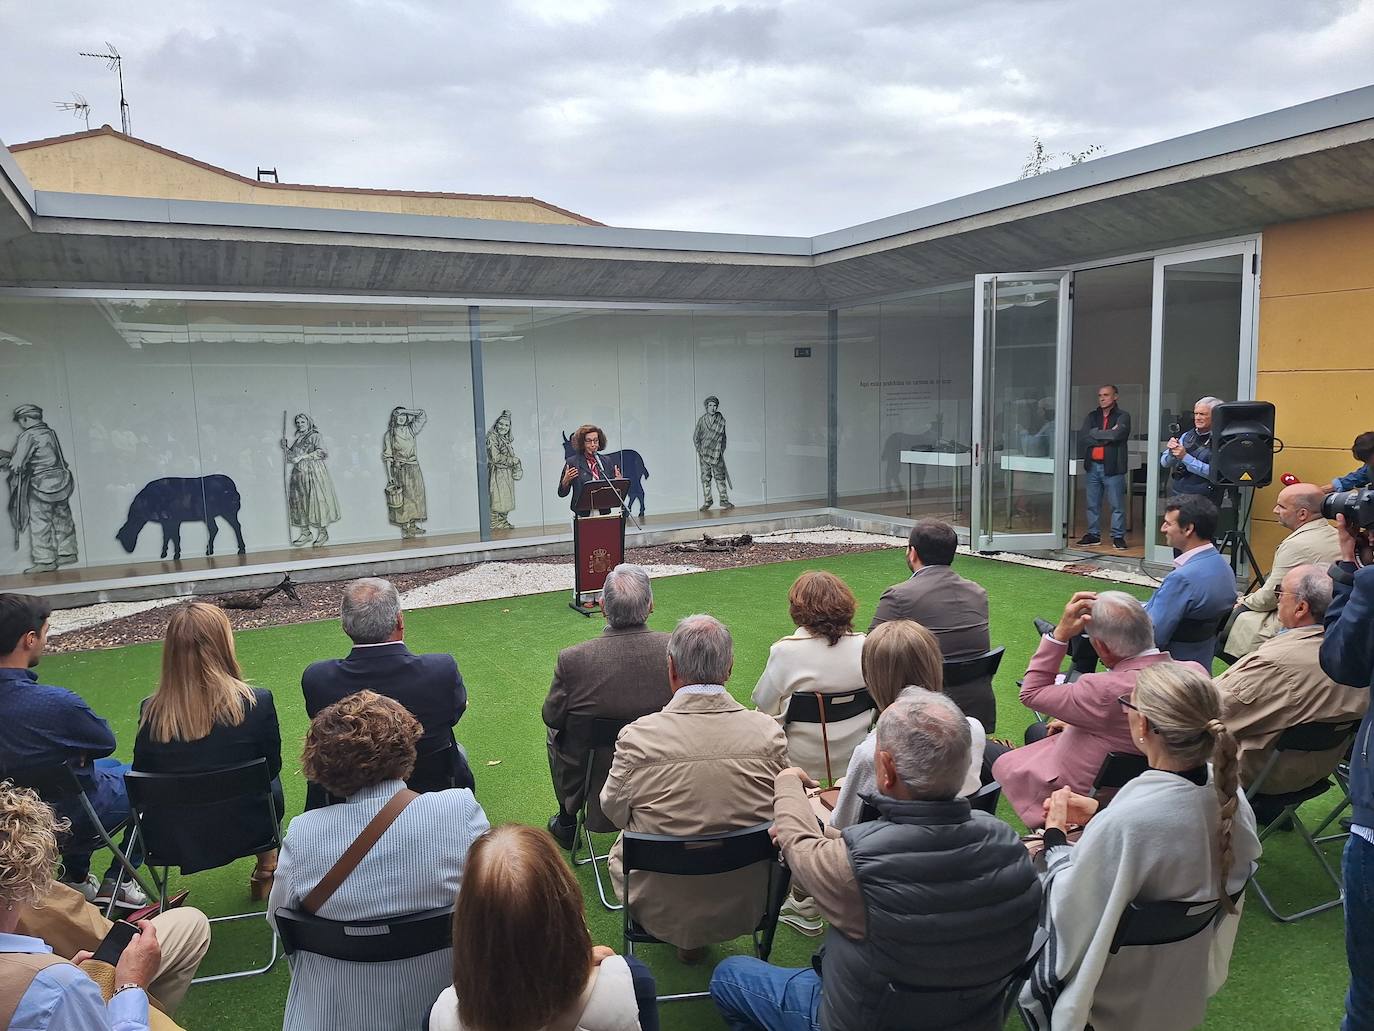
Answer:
[
  {"left": 1169, "top": 429, "right": 1217, "bottom": 499},
  {"left": 816, "top": 796, "right": 1042, "bottom": 1031}
]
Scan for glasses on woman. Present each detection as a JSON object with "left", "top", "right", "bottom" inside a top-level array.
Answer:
[{"left": 1117, "top": 694, "right": 1141, "bottom": 714}]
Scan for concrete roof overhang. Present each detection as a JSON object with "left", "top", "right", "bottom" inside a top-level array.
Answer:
[{"left": 3, "top": 85, "right": 1374, "bottom": 307}]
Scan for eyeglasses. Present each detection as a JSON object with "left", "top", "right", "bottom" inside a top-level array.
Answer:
[
  {"left": 1273, "top": 585, "right": 1284, "bottom": 598},
  {"left": 1117, "top": 694, "right": 1141, "bottom": 714}
]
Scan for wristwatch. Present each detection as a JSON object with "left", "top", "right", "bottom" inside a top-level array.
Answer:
[
  {"left": 1329, "top": 561, "right": 1358, "bottom": 587},
  {"left": 112, "top": 983, "right": 146, "bottom": 998}
]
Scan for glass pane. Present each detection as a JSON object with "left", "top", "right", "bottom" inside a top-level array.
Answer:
[
  {"left": 984, "top": 277, "right": 1061, "bottom": 536},
  {"left": 1156, "top": 255, "right": 1244, "bottom": 552}
]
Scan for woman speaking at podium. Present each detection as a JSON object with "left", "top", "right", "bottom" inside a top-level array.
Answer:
[{"left": 558, "top": 423, "right": 623, "bottom": 515}]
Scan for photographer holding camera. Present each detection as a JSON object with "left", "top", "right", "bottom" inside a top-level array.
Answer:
[{"left": 1319, "top": 495, "right": 1374, "bottom": 1031}]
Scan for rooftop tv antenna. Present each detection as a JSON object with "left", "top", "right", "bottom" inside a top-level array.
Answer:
[
  {"left": 53, "top": 92, "right": 92, "bottom": 130},
  {"left": 79, "top": 43, "right": 130, "bottom": 135}
]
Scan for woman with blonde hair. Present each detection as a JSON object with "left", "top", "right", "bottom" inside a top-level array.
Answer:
[
  {"left": 828, "top": 619, "right": 985, "bottom": 829},
  {"left": 133, "top": 601, "right": 282, "bottom": 899},
  {"left": 753, "top": 571, "right": 870, "bottom": 784},
  {"left": 1020, "top": 661, "right": 1261, "bottom": 1030},
  {"left": 430, "top": 824, "right": 657, "bottom": 1031}
]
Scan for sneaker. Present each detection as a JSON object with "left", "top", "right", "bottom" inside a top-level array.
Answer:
[
  {"left": 1112, "top": 537, "right": 1128, "bottom": 550},
  {"left": 95, "top": 879, "right": 149, "bottom": 911},
  {"left": 60, "top": 874, "right": 101, "bottom": 903},
  {"left": 779, "top": 895, "right": 826, "bottom": 937},
  {"left": 1075, "top": 534, "right": 1101, "bottom": 545}
]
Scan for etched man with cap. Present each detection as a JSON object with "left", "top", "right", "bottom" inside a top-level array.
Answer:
[
  {"left": 694, "top": 395, "right": 733, "bottom": 512},
  {"left": 0, "top": 404, "right": 78, "bottom": 573}
]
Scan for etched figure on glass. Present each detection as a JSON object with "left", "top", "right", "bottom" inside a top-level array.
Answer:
[
  {"left": 383, "top": 406, "right": 428, "bottom": 539},
  {"left": 280, "top": 412, "right": 341, "bottom": 547},
  {"left": 0, "top": 403, "right": 78, "bottom": 572},
  {"left": 486, "top": 409, "right": 522, "bottom": 530},
  {"left": 694, "top": 395, "right": 733, "bottom": 512}
]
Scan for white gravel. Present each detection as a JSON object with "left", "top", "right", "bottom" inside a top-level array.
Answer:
[
  {"left": 47, "top": 598, "right": 182, "bottom": 639},
  {"left": 399, "top": 561, "right": 705, "bottom": 609},
  {"left": 753, "top": 527, "right": 907, "bottom": 545}
]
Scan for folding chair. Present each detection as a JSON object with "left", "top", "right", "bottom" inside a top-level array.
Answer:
[
  {"left": 943, "top": 648, "right": 1006, "bottom": 690},
  {"left": 124, "top": 759, "right": 282, "bottom": 983},
  {"left": 274, "top": 906, "right": 452, "bottom": 963},
  {"left": 783, "top": 689, "right": 876, "bottom": 787},
  {"left": 4, "top": 762, "right": 153, "bottom": 917},
  {"left": 621, "top": 822, "right": 790, "bottom": 1002},
  {"left": 1087, "top": 751, "right": 1150, "bottom": 810},
  {"left": 1246, "top": 719, "right": 1360, "bottom": 922},
  {"left": 561, "top": 715, "right": 634, "bottom": 912}
]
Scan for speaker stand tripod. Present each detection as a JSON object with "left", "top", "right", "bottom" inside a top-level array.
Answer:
[{"left": 1217, "top": 527, "right": 1265, "bottom": 594}]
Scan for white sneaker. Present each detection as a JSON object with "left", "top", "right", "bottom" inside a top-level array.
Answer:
[
  {"left": 95, "top": 879, "right": 149, "bottom": 911},
  {"left": 60, "top": 874, "right": 101, "bottom": 903},
  {"left": 779, "top": 895, "right": 826, "bottom": 937}
]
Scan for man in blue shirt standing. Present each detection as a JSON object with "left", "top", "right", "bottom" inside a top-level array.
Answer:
[
  {"left": 1160, "top": 396, "right": 1224, "bottom": 504},
  {"left": 1143, "top": 496, "right": 1237, "bottom": 668},
  {"left": 0, "top": 594, "right": 144, "bottom": 909}
]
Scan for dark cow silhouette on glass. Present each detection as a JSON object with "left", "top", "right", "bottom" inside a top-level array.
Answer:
[
  {"left": 560, "top": 432, "right": 650, "bottom": 516},
  {"left": 116, "top": 474, "right": 247, "bottom": 561}
]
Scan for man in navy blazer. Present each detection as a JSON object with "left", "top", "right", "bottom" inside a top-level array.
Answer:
[
  {"left": 301, "top": 577, "right": 473, "bottom": 808},
  {"left": 1144, "top": 495, "right": 1237, "bottom": 668}
]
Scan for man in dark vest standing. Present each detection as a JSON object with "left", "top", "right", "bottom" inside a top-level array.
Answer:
[
  {"left": 1160, "top": 395, "right": 1224, "bottom": 504},
  {"left": 709, "top": 687, "right": 1042, "bottom": 1031},
  {"left": 1077, "top": 384, "right": 1131, "bottom": 550}
]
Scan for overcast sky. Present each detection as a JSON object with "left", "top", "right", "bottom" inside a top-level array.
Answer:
[{"left": 3, "top": 0, "right": 1373, "bottom": 235}]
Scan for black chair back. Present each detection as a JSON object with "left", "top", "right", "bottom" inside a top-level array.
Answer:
[
  {"left": 125, "top": 759, "right": 279, "bottom": 875},
  {"left": 1171, "top": 613, "right": 1226, "bottom": 644},
  {"left": 407, "top": 735, "right": 463, "bottom": 794},
  {"left": 1090, "top": 752, "right": 1150, "bottom": 799},
  {"left": 1108, "top": 898, "right": 1222, "bottom": 955},
  {"left": 969, "top": 779, "right": 1002, "bottom": 815},
  {"left": 622, "top": 822, "right": 777, "bottom": 877},
  {"left": 274, "top": 907, "right": 453, "bottom": 963},
  {"left": 783, "top": 690, "right": 877, "bottom": 726},
  {"left": 1273, "top": 719, "right": 1361, "bottom": 754},
  {"left": 3, "top": 763, "right": 107, "bottom": 847},
  {"left": 943, "top": 647, "right": 1005, "bottom": 687},
  {"left": 563, "top": 715, "right": 633, "bottom": 753}
]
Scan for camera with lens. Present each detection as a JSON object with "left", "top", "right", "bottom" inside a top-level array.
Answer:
[{"left": 1322, "top": 488, "right": 1374, "bottom": 532}]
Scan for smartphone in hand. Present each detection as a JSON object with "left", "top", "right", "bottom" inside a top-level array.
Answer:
[{"left": 91, "top": 920, "right": 140, "bottom": 966}]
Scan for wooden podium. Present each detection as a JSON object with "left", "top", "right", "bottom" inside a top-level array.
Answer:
[{"left": 569, "top": 479, "right": 629, "bottom": 617}]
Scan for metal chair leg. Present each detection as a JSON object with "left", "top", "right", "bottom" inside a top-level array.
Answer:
[
  {"left": 582, "top": 826, "right": 623, "bottom": 912},
  {"left": 191, "top": 913, "right": 280, "bottom": 985},
  {"left": 1249, "top": 806, "right": 1346, "bottom": 922}
]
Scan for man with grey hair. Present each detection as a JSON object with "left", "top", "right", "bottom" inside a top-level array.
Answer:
[
  {"left": 1225, "top": 482, "right": 1342, "bottom": 657},
  {"left": 1161, "top": 394, "right": 1224, "bottom": 503},
  {"left": 1217, "top": 564, "right": 1369, "bottom": 808},
  {"left": 710, "top": 687, "right": 1041, "bottom": 1031},
  {"left": 543, "top": 564, "right": 671, "bottom": 848},
  {"left": 993, "top": 590, "right": 1208, "bottom": 828},
  {"left": 301, "top": 577, "right": 472, "bottom": 809},
  {"left": 601, "top": 614, "right": 786, "bottom": 962}
]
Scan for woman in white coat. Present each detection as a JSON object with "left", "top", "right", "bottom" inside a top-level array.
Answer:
[{"left": 752, "top": 571, "right": 870, "bottom": 784}]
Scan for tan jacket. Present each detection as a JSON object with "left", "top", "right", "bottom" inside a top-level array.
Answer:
[
  {"left": 600, "top": 688, "right": 788, "bottom": 949},
  {"left": 1216, "top": 624, "right": 1369, "bottom": 793},
  {"left": 1226, "top": 519, "right": 1341, "bottom": 656}
]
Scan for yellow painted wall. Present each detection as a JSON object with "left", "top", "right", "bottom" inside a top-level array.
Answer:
[
  {"left": 1252, "top": 207, "right": 1374, "bottom": 563},
  {"left": 11, "top": 133, "right": 594, "bottom": 225}
]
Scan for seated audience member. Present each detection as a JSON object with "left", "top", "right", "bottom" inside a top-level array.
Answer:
[
  {"left": 1144, "top": 496, "right": 1237, "bottom": 667},
  {"left": 301, "top": 578, "right": 474, "bottom": 805},
  {"left": 1225, "top": 483, "right": 1340, "bottom": 657},
  {"left": 133, "top": 602, "right": 283, "bottom": 900},
  {"left": 1217, "top": 565, "right": 1368, "bottom": 807},
  {"left": 752, "top": 570, "right": 869, "bottom": 784},
  {"left": 1020, "top": 662, "right": 1261, "bottom": 1031},
  {"left": 430, "top": 824, "right": 657, "bottom": 1031},
  {"left": 1324, "top": 429, "right": 1374, "bottom": 494},
  {"left": 710, "top": 688, "right": 1042, "bottom": 1031},
  {"left": 0, "top": 593, "right": 145, "bottom": 909},
  {"left": 993, "top": 591, "right": 1197, "bottom": 829},
  {"left": 543, "top": 564, "right": 671, "bottom": 849},
  {"left": 868, "top": 519, "right": 998, "bottom": 732},
  {"left": 829, "top": 620, "right": 984, "bottom": 831},
  {"left": 269, "top": 691, "right": 490, "bottom": 1031},
  {"left": 0, "top": 783, "right": 211, "bottom": 1031},
  {"left": 600, "top": 614, "right": 787, "bottom": 963}
]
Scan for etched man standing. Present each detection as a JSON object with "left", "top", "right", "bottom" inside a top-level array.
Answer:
[
  {"left": 694, "top": 396, "right": 733, "bottom": 512},
  {"left": 1, "top": 405, "right": 78, "bottom": 573}
]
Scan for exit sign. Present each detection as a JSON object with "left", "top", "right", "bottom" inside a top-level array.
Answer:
[{"left": 794, "top": 347, "right": 812, "bottom": 358}]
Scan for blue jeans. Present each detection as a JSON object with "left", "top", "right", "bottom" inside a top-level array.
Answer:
[
  {"left": 1345, "top": 833, "right": 1374, "bottom": 1031},
  {"left": 709, "top": 958, "right": 822, "bottom": 1031},
  {"left": 623, "top": 954, "right": 660, "bottom": 1031},
  {"left": 1084, "top": 462, "right": 1125, "bottom": 539},
  {"left": 62, "top": 759, "right": 142, "bottom": 882}
]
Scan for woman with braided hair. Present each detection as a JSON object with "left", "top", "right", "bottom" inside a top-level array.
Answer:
[{"left": 1019, "top": 661, "right": 1261, "bottom": 1031}]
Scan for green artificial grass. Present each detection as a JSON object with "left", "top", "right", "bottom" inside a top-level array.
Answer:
[{"left": 41, "top": 548, "right": 1350, "bottom": 1030}]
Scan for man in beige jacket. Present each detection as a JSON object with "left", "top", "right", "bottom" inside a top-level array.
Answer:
[
  {"left": 601, "top": 613, "right": 787, "bottom": 961},
  {"left": 1225, "top": 483, "right": 1340, "bottom": 657},
  {"left": 1217, "top": 564, "right": 1368, "bottom": 809}
]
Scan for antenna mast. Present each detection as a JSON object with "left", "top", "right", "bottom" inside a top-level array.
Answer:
[
  {"left": 79, "top": 43, "right": 130, "bottom": 134},
  {"left": 53, "top": 93, "right": 92, "bottom": 130}
]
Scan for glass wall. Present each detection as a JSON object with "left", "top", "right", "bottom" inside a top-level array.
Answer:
[
  {"left": 0, "top": 294, "right": 827, "bottom": 588},
  {"left": 835, "top": 285, "right": 974, "bottom": 524}
]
